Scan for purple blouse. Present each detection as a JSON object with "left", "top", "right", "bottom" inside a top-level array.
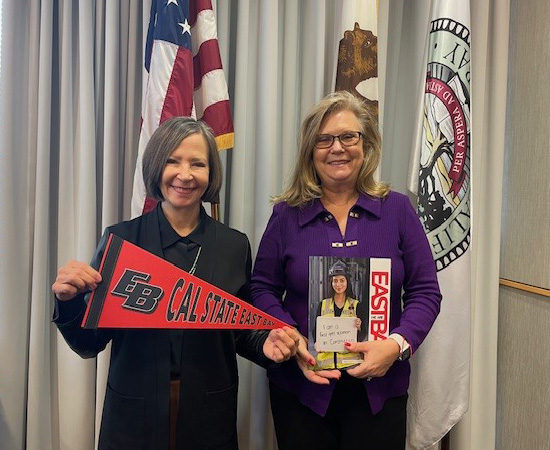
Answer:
[{"left": 251, "top": 191, "right": 442, "bottom": 415}]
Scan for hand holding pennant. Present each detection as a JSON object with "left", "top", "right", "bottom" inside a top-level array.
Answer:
[{"left": 82, "top": 234, "right": 288, "bottom": 330}]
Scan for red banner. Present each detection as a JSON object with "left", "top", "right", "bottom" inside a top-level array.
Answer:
[
  {"left": 368, "top": 258, "right": 391, "bottom": 341},
  {"left": 82, "top": 234, "right": 288, "bottom": 330},
  {"left": 425, "top": 77, "right": 467, "bottom": 195}
]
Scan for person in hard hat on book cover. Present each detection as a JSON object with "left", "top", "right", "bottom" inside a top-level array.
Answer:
[{"left": 314, "top": 260, "right": 363, "bottom": 369}]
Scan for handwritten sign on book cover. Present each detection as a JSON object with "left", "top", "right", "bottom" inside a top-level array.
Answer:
[{"left": 307, "top": 256, "right": 391, "bottom": 370}]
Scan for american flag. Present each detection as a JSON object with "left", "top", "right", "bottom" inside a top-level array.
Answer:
[{"left": 131, "top": 0, "right": 234, "bottom": 217}]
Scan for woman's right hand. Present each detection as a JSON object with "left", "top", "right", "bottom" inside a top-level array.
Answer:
[
  {"left": 52, "top": 260, "right": 102, "bottom": 301},
  {"left": 295, "top": 333, "right": 341, "bottom": 385}
]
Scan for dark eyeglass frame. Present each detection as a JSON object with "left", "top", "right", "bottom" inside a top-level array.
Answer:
[{"left": 314, "top": 131, "right": 363, "bottom": 149}]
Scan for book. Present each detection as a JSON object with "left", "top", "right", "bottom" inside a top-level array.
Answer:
[{"left": 307, "top": 256, "right": 391, "bottom": 370}]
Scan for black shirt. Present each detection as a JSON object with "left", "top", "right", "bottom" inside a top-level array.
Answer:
[{"left": 158, "top": 205, "right": 205, "bottom": 379}]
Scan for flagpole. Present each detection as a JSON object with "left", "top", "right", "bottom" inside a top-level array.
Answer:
[
  {"left": 210, "top": 202, "right": 219, "bottom": 221},
  {"left": 210, "top": 192, "right": 220, "bottom": 221}
]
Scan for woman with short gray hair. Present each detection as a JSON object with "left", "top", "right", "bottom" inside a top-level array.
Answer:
[{"left": 52, "top": 116, "right": 301, "bottom": 450}]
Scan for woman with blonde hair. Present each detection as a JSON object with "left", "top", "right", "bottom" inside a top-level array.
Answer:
[{"left": 251, "top": 91, "right": 442, "bottom": 450}]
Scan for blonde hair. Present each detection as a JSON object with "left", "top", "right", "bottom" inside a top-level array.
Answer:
[{"left": 273, "top": 91, "right": 390, "bottom": 206}]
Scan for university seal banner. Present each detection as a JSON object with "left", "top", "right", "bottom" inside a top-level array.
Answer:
[
  {"left": 418, "top": 16, "right": 471, "bottom": 270},
  {"left": 408, "top": 4, "right": 471, "bottom": 449},
  {"left": 82, "top": 234, "right": 288, "bottom": 330}
]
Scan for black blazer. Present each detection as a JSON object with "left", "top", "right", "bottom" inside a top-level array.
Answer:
[{"left": 54, "top": 206, "right": 270, "bottom": 450}]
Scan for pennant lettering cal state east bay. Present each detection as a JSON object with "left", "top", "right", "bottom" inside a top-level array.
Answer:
[{"left": 82, "top": 234, "right": 288, "bottom": 330}]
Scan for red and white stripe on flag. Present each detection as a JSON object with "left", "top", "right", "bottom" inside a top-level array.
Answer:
[{"left": 131, "top": 0, "right": 234, "bottom": 217}]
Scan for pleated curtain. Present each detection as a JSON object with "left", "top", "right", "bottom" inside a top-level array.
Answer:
[{"left": 0, "top": 1, "right": 508, "bottom": 450}]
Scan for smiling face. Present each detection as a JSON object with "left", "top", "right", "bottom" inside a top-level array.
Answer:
[
  {"left": 313, "top": 109, "right": 364, "bottom": 192},
  {"left": 160, "top": 132, "right": 210, "bottom": 215},
  {"left": 332, "top": 275, "right": 348, "bottom": 295}
]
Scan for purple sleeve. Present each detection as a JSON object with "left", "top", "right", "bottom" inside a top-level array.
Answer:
[
  {"left": 251, "top": 205, "right": 298, "bottom": 327},
  {"left": 391, "top": 197, "right": 442, "bottom": 353}
]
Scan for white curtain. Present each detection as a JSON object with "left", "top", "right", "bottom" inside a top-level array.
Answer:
[
  {"left": 221, "top": 2, "right": 343, "bottom": 448},
  {"left": 452, "top": 0, "right": 509, "bottom": 448},
  {"left": 0, "top": 1, "right": 144, "bottom": 449},
  {"left": 0, "top": 1, "right": 507, "bottom": 450}
]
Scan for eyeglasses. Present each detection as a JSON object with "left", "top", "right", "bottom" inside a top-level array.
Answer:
[{"left": 314, "top": 131, "right": 363, "bottom": 149}]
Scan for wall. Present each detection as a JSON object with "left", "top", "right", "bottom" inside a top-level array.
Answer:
[{"left": 498, "top": 0, "right": 550, "bottom": 448}]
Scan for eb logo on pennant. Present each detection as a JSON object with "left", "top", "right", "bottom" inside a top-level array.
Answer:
[{"left": 112, "top": 270, "right": 164, "bottom": 314}]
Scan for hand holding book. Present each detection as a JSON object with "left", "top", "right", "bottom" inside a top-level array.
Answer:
[
  {"left": 293, "top": 331, "right": 341, "bottom": 385},
  {"left": 344, "top": 338, "right": 400, "bottom": 379}
]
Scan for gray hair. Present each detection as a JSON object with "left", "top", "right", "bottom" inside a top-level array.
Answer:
[{"left": 142, "top": 116, "right": 222, "bottom": 203}]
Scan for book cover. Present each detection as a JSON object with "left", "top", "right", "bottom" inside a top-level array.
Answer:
[{"left": 307, "top": 256, "right": 391, "bottom": 370}]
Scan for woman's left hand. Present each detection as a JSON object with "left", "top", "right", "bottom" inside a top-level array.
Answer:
[
  {"left": 345, "top": 338, "right": 400, "bottom": 379},
  {"left": 262, "top": 326, "right": 301, "bottom": 363}
]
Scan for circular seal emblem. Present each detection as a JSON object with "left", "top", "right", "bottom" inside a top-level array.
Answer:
[{"left": 418, "top": 18, "right": 471, "bottom": 271}]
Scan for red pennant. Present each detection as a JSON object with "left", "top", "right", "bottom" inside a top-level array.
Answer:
[{"left": 82, "top": 234, "right": 288, "bottom": 330}]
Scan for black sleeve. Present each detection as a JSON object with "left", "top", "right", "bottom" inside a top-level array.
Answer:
[
  {"left": 234, "top": 238, "right": 273, "bottom": 368},
  {"left": 52, "top": 230, "right": 115, "bottom": 359}
]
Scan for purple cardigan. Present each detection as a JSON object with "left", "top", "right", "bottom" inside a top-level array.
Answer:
[{"left": 251, "top": 191, "right": 442, "bottom": 416}]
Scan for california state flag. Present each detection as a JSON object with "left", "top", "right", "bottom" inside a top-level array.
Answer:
[
  {"left": 407, "top": 2, "right": 471, "bottom": 449},
  {"left": 333, "top": 0, "right": 378, "bottom": 119}
]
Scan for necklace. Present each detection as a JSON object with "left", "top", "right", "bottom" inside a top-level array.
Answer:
[{"left": 188, "top": 246, "right": 202, "bottom": 275}]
